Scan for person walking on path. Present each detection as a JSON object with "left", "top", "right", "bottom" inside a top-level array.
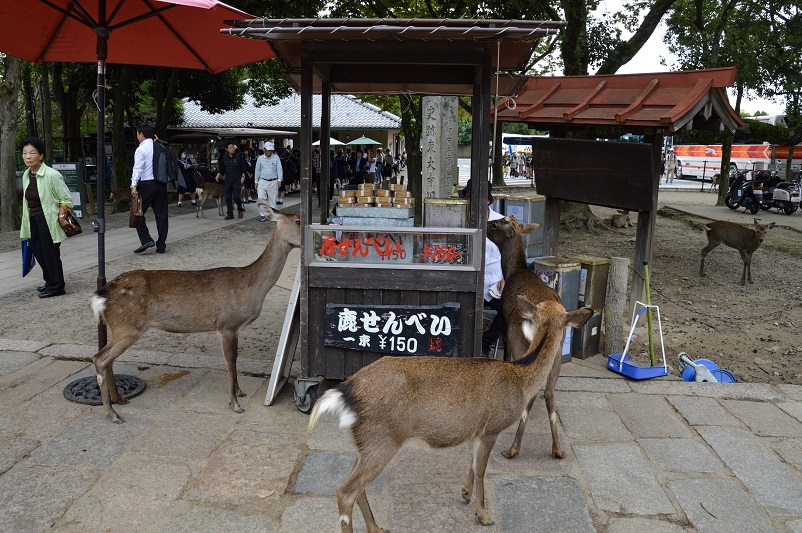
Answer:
[
  {"left": 215, "top": 142, "right": 247, "bottom": 219},
  {"left": 19, "top": 137, "right": 73, "bottom": 298},
  {"left": 130, "top": 124, "right": 168, "bottom": 254},
  {"left": 176, "top": 148, "right": 197, "bottom": 208},
  {"left": 255, "top": 142, "right": 283, "bottom": 217},
  {"left": 665, "top": 148, "right": 678, "bottom": 184}
]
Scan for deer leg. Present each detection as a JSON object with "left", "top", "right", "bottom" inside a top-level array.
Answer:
[
  {"left": 699, "top": 242, "right": 718, "bottom": 276},
  {"left": 355, "top": 490, "right": 384, "bottom": 533},
  {"left": 472, "top": 435, "right": 498, "bottom": 526},
  {"left": 544, "top": 355, "right": 566, "bottom": 459},
  {"left": 337, "top": 444, "right": 397, "bottom": 533},
  {"left": 462, "top": 458, "right": 475, "bottom": 503},
  {"left": 502, "top": 395, "right": 536, "bottom": 460},
  {"left": 741, "top": 250, "right": 751, "bottom": 284},
  {"left": 92, "top": 334, "right": 139, "bottom": 423},
  {"left": 218, "top": 330, "right": 245, "bottom": 413}
]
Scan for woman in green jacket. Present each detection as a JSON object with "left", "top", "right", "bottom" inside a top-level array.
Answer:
[{"left": 19, "top": 137, "right": 73, "bottom": 298}]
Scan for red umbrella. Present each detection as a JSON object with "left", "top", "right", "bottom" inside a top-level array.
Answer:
[
  {"left": 0, "top": 0, "right": 274, "bottom": 348},
  {"left": 0, "top": 0, "right": 271, "bottom": 73}
]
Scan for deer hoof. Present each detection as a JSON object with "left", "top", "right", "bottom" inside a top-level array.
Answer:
[
  {"left": 106, "top": 411, "right": 125, "bottom": 424},
  {"left": 553, "top": 447, "right": 566, "bottom": 459},
  {"left": 461, "top": 488, "right": 472, "bottom": 503},
  {"left": 231, "top": 405, "right": 244, "bottom": 414},
  {"left": 476, "top": 514, "right": 495, "bottom": 527},
  {"left": 237, "top": 391, "right": 247, "bottom": 398},
  {"left": 502, "top": 447, "right": 519, "bottom": 459},
  {"left": 112, "top": 397, "right": 128, "bottom": 405}
]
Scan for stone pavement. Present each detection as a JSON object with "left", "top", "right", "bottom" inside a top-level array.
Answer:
[
  {"left": 1, "top": 337, "right": 801, "bottom": 532},
  {"left": 1, "top": 191, "right": 802, "bottom": 532}
]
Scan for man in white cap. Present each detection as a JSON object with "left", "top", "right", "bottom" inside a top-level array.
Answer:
[
  {"left": 665, "top": 147, "right": 678, "bottom": 184},
  {"left": 254, "top": 141, "right": 283, "bottom": 219}
]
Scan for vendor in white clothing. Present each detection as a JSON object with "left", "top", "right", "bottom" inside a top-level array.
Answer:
[
  {"left": 461, "top": 179, "right": 505, "bottom": 356},
  {"left": 255, "top": 141, "right": 283, "bottom": 217}
]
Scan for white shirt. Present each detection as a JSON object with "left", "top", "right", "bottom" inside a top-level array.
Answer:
[
  {"left": 484, "top": 207, "right": 505, "bottom": 301},
  {"left": 130, "top": 138, "right": 154, "bottom": 187},
  {"left": 255, "top": 153, "right": 283, "bottom": 182}
]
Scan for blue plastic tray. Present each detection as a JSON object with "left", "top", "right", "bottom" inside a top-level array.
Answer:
[{"left": 608, "top": 352, "right": 668, "bottom": 380}]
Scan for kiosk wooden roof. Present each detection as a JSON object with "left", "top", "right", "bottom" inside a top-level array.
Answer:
[{"left": 493, "top": 67, "right": 744, "bottom": 132}]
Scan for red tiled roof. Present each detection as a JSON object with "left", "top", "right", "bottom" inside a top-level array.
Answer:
[{"left": 493, "top": 68, "right": 744, "bottom": 132}]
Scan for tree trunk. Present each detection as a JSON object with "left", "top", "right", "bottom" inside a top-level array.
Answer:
[
  {"left": 155, "top": 68, "right": 179, "bottom": 139},
  {"left": 787, "top": 145, "right": 796, "bottom": 181},
  {"left": 23, "top": 68, "right": 37, "bottom": 138},
  {"left": 113, "top": 65, "right": 133, "bottom": 188},
  {"left": 718, "top": 132, "right": 733, "bottom": 206},
  {"left": 52, "top": 64, "right": 85, "bottom": 161},
  {"left": 0, "top": 55, "right": 22, "bottom": 231},
  {"left": 559, "top": 0, "right": 589, "bottom": 76},
  {"left": 40, "top": 64, "right": 53, "bottom": 162},
  {"left": 399, "top": 94, "right": 423, "bottom": 225}
]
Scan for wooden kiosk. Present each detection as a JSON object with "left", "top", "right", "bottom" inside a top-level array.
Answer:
[{"left": 224, "top": 19, "right": 563, "bottom": 406}]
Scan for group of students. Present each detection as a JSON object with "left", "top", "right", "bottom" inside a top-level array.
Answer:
[{"left": 502, "top": 151, "right": 532, "bottom": 179}]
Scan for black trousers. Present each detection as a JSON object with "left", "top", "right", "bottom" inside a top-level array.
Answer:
[
  {"left": 224, "top": 178, "right": 243, "bottom": 215},
  {"left": 30, "top": 212, "right": 64, "bottom": 292},
  {"left": 482, "top": 297, "right": 504, "bottom": 352},
  {"left": 136, "top": 180, "right": 168, "bottom": 252}
]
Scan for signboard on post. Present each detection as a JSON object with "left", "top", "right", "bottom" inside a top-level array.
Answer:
[
  {"left": 324, "top": 303, "right": 461, "bottom": 356},
  {"left": 52, "top": 162, "right": 84, "bottom": 218}
]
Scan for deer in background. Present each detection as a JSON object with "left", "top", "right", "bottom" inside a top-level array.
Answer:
[
  {"left": 700, "top": 218, "right": 775, "bottom": 286},
  {"left": 309, "top": 294, "right": 593, "bottom": 532},
  {"left": 485, "top": 216, "right": 581, "bottom": 460},
  {"left": 610, "top": 210, "right": 633, "bottom": 228},
  {"left": 196, "top": 181, "right": 225, "bottom": 218},
  {"left": 90, "top": 205, "right": 301, "bottom": 423}
]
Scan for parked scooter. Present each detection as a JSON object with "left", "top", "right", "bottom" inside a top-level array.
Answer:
[
  {"left": 725, "top": 169, "right": 761, "bottom": 214},
  {"left": 752, "top": 170, "right": 800, "bottom": 215}
]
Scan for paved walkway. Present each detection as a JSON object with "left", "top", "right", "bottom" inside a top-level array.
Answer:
[{"left": 1, "top": 191, "right": 801, "bottom": 532}]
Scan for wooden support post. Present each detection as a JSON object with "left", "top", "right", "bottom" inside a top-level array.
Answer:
[
  {"left": 604, "top": 257, "right": 630, "bottom": 356},
  {"left": 542, "top": 196, "right": 561, "bottom": 257}
]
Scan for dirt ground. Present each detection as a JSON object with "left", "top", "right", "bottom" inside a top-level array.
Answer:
[
  {"left": 554, "top": 191, "right": 802, "bottom": 386},
  {"left": 1, "top": 190, "right": 800, "bottom": 386}
]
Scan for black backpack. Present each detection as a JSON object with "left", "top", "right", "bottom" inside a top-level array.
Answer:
[{"left": 153, "top": 139, "right": 183, "bottom": 187}]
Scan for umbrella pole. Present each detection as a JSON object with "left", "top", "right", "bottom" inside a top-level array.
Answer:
[{"left": 96, "top": 28, "right": 108, "bottom": 350}]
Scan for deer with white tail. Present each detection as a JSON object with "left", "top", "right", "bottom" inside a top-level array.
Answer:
[
  {"left": 700, "top": 218, "right": 775, "bottom": 286},
  {"left": 90, "top": 205, "right": 300, "bottom": 423},
  {"left": 309, "top": 294, "right": 593, "bottom": 532}
]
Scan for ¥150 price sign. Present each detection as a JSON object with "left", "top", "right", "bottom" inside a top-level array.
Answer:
[{"left": 324, "top": 303, "right": 461, "bottom": 356}]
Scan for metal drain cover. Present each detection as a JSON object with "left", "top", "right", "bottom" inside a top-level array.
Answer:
[{"left": 63, "top": 374, "right": 146, "bottom": 405}]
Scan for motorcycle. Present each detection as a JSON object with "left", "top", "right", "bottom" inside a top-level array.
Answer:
[
  {"left": 752, "top": 169, "right": 800, "bottom": 215},
  {"left": 725, "top": 169, "right": 761, "bottom": 214}
]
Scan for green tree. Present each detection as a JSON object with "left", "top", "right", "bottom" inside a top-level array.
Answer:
[{"left": 0, "top": 54, "right": 22, "bottom": 230}]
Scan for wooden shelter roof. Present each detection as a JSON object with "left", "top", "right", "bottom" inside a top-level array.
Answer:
[
  {"left": 493, "top": 68, "right": 745, "bottom": 133},
  {"left": 221, "top": 18, "right": 564, "bottom": 96}
]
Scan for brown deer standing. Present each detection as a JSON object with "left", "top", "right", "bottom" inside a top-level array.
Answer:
[
  {"left": 196, "top": 181, "right": 225, "bottom": 218},
  {"left": 90, "top": 205, "right": 301, "bottom": 423},
  {"left": 309, "top": 294, "right": 592, "bottom": 532},
  {"left": 485, "top": 216, "right": 575, "bottom": 460},
  {"left": 700, "top": 218, "right": 775, "bottom": 285}
]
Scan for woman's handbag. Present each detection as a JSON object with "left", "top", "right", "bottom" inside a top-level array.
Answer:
[
  {"left": 58, "top": 206, "right": 82, "bottom": 237},
  {"left": 21, "top": 238, "right": 36, "bottom": 277},
  {"left": 129, "top": 193, "right": 144, "bottom": 228}
]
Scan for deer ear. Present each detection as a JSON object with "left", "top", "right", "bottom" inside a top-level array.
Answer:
[
  {"left": 565, "top": 307, "right": 594, "bottom": 328},
  {"left": 767, "top": 222, "right": 776, "bottom": 229},
  {"left": 513, "top": 294, "right": 538, "bottom": 320},
  {"left": 521, "top": 223, "right": 541, "bottom": 234}
]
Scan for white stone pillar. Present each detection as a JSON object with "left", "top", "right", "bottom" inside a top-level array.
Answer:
[{"left": 422, "top": 96, "right": 459, "bottom": 207}]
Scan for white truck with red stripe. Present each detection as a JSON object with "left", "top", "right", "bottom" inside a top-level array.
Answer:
[{"left": 672, "top": 143, "right": 802, "bottom": 179}]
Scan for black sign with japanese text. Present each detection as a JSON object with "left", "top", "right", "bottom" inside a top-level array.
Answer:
[{"left": 324, "top": 303, "right": 461, "bottom": 356}]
